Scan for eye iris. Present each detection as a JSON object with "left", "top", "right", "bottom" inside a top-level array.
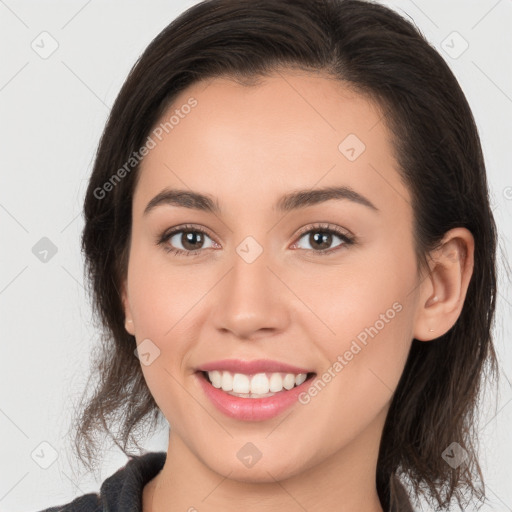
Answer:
[
  {"left": 311, "top": 231, "right": 332, "bottom": 250},
  {"left": 182, "top": 231, "right": 204, "bottom": 250}
]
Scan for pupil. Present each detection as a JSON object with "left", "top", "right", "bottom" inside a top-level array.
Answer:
[
  {"left": 183, "top": 231, "right": 203, "bottom": 250},
  {"left": 311, "top": 231, "right": 332, "bottom": 250}
]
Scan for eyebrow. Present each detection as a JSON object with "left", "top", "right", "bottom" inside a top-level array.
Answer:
[{"left": 143, "top": 185, "right": 378, "bottom": 216}]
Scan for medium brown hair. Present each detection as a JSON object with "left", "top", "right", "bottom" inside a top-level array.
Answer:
[{"left": 72, "top": 1, "right": 498, "bottom": 509}]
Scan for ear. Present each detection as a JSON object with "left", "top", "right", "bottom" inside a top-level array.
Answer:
[
  {"left": 121, "top": 278, "right": 136, "bottom": 336},
  {"left": 413, "top": 227, "right": 474, "bottom": 341}
]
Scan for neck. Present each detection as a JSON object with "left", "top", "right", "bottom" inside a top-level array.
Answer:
[{"left": 144, "top": 411, "right": 387, "bottom": 512}]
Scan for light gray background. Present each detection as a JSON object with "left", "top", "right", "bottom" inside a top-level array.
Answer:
[{"left": 1, "top": 1, "right": 511, "bottom": 510}]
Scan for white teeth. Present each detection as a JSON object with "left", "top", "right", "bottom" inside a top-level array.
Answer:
[
  {"left": 283, "top": 373, "right": 296, "bottom": 390},
  {"left": 269, "top": 373, "right": 284, "bottom": 392},
  {"left": 232, "top": 373, "right": 250, "bottom": 393},
  {"left": 209, "top": 370, "right": 222, "bottom": 388},
  {"left": 206, "top": 370, "right": 310, "bottom": 396},
  {"left": 221, "top": 371, "right": 233, "bottom": 391},
  {"left": 295, "top": 373, "right": 307, "bottom": 386},
  {"left": 251, "top": 373, "right": 270, "bottom": 394}
]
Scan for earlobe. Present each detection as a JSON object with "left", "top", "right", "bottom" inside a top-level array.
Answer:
[
  {"left": 125, "top": 318, "right": 134, "bottom": 335},
  {"left": 121, "top": 280, "right": 136, "bottom": 336},
  {"left": 413, "top": 228, "right": 474, "bottom": 342}
]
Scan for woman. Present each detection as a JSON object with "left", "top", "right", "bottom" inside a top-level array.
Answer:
[{"left": 38, "top": 0, "right": 498, "bottom": 510}]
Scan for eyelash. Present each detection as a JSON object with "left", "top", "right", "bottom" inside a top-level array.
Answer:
[{"left": 156, "top": 223, "right": 356, "bottom": 257}]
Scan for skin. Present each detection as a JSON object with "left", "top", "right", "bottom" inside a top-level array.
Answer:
[{"left": 121, "top": 69, "right": 474, "bottom": 512}]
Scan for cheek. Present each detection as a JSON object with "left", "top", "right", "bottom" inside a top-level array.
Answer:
[
  {"left": 126, "top": 240, "right": 208, "bottom": 338},
  {"left": 128, "top": 264, "right": 198, "bottom": 428},
  {"left": 292, "top": 303, "right": 415, "bottom": 462},
  {"left": 294, "top": 243, "right": 417, "bottom": 353},
  {"left": 126, "top": 245, "right": 202, "bottom": 406},
  {"left": 296, "top": 239, "right": 418, "bottom": 414}
]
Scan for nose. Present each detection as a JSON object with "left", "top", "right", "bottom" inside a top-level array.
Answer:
[{"left": 211, "top": 244, "right": 290, "bottom": 341}]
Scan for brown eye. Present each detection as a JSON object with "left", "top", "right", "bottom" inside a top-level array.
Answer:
[
  {"left": 293, "top": 224, "right": 354, "bottom": 255},
  {"left": 158, "top": 225, "right": 217, "bottom": 256},
  {"left": 307, "top": 231, "right": 335, "bottom": 250},
  {"left": 173, "top": 230, "right": 207, "bottom": 251}
]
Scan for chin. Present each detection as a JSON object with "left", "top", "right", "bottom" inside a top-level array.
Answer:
[{"left": 201, "top": 449, "right": 314, "bottom": 484}]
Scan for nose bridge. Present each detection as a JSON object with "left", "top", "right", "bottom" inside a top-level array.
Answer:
[
  {"left": 212, "top": 232, "right": 289, "bottom": 338},
  {"left": 229, "top": 233, "right": 277, "bottom": 306}
]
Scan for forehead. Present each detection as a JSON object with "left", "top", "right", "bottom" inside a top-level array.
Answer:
[{"left": 134, "top": 70, "right": 411, "bottom": 219}]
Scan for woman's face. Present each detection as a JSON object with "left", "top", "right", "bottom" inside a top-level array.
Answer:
[{"left": 122, "top": 70, "right": 425, "bottom": 482}]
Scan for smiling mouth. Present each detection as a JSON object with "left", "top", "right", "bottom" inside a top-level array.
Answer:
[{"left": 200, "top": 370, "right": 316, "bottom": 398}]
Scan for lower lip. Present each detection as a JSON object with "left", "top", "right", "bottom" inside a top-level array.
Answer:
[{"left": 196, "top": 372, "right": 314, "bottom": 421}]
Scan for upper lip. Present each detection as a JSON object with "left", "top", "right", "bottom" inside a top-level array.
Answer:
[{"left": 197, "top": 359, "right": 313, "bottom": 375}]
